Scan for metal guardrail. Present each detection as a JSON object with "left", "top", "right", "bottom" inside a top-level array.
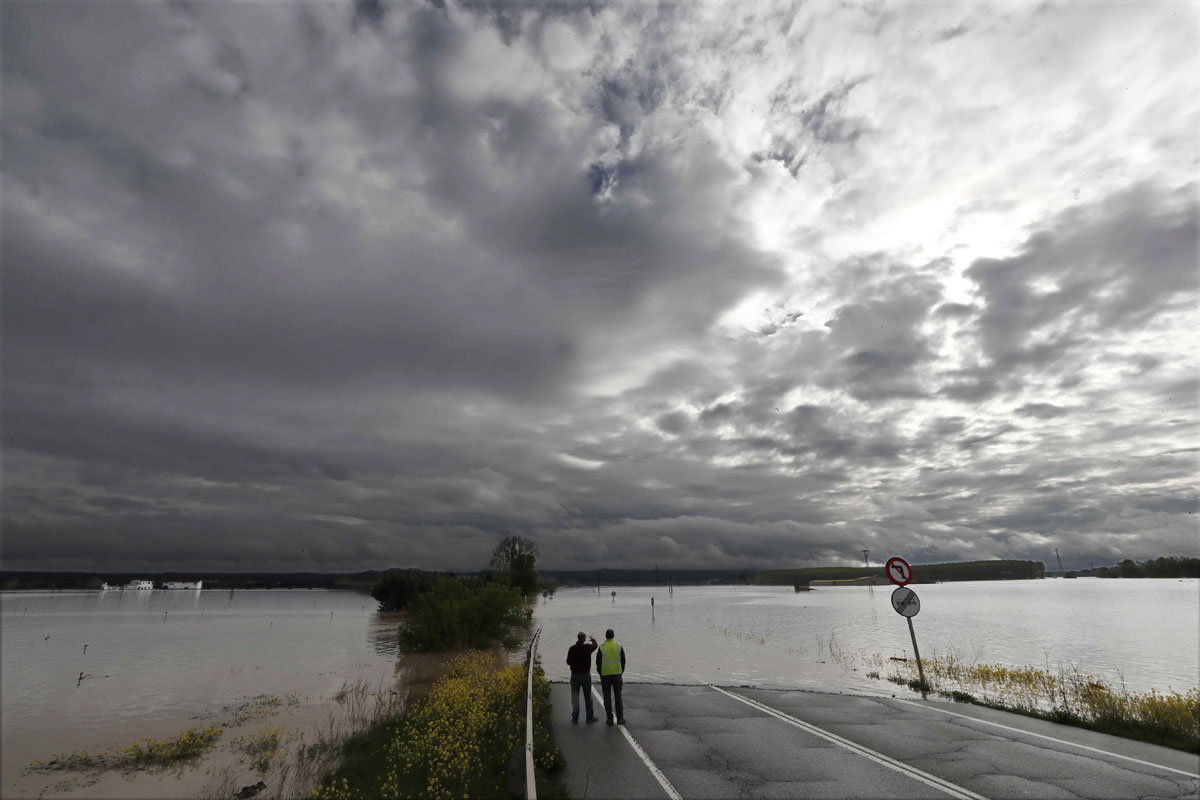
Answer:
[{"left": 524, "top": 626, "right": 542, "bottom": 800}]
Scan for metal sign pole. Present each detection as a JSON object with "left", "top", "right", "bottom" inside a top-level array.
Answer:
[
  {"left": 887, "top": 557, "right": 926, "bottom": 699},
  {"left": 906, "top": 616, "right": 927, "bottom": 698}
]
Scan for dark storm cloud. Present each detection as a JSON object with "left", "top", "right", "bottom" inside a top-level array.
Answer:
[
  {"left": 818, "top": 273, "right": 941, "bottom": 400},
  {"left": 353, "top": 0, "right": 387, "bottom": 31},
  {"left": 1, "top": 0, "right": 793, "bottom": 570},
  {"left": 2, "top": 1, "right": 1196, "bottom": 573},
  {"left": 1016, "top": 403, "right": 1069, "bottom": 419}
]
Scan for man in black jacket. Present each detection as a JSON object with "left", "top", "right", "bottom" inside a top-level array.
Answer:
[{"left": 565, "top": 631, "right": 599, "bottom": 723}]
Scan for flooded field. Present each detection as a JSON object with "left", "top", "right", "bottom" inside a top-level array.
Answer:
[{"left": 533, "top": 579, "right": 1200, "bottom": 696}]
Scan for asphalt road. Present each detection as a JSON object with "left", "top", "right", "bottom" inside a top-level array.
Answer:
[{"left": 547, "top": 682, "right": 1199, "bottom": 800}]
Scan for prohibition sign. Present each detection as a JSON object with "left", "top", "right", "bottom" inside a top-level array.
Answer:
[{"left": 885, "top": 556, "right": 912, "bottom": 586}]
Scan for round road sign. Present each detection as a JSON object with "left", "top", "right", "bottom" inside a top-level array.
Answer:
[
  {"left": 890, "top": 586, "right": 920, "bottom": 617},
  {"left": 885, "top": 556, "right": 912, "bottom": 586}
]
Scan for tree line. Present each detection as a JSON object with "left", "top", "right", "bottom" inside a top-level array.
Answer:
[
  {"left": 754, "top": 559, "right": 1046, "bottom": 586},
  {"left": 1076, "top": 556, "right": 1199, "bottom": 579}
]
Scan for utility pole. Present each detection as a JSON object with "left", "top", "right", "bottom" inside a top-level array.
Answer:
[{"left": 861, "top": 549, "right": 870, "bottom": 568}]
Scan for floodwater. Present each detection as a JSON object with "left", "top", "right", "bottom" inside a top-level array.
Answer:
[
  {"left": 0, "top": 589, "right": 398, "bottom": 797},
  {"left": 2, "top": 579, "right": 1195, "bottom": 796},
  {"left": 533, "top": 579, "right": 1200, "bottom": 696}
]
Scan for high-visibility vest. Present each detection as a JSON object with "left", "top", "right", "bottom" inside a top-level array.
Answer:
[{"left": 599, "top": 639, "right": 622, "bottom": 676}]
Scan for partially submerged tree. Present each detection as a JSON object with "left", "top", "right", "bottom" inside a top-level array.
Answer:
[
  {"left": 371, "top": 570, "right": 444, "bottom": 611},
  {"left": 490, "top": 535, "right": 539, "bottom": 597},
  {"left": 398, "top": 578, "right": 529, "bottom": 651}
]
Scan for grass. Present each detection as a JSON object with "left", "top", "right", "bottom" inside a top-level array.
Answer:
[
  {"left": 232, "top": 725, "right": 284, "bottom": 774},
  {"left": 194, "top": 675, "right": 405, "bottom": 800},
  {"left": 244, "top": 675, "right": 404, "bottom": 799},
  {"left": 886, "top": 654, "right": 1200, "bottom": 752},
  {"left": 311, "top": 649, "right": 564, "bottom": 800},
  {"left": 29, "top": 725, "right": 224, "bottom": 774}
]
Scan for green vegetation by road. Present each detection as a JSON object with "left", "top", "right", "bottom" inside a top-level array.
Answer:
[
  {"left": 311, "top": 535, "right": 562, "bottom": 799},
  {"left": 755, "top": 559, "right": 1045, "bottom": 586},
  {"left": 882, "top": 656, "right": 1200, "bottom": 752},
  {"left": 312, "top": 652, "right": 562, "bottom": 800}
]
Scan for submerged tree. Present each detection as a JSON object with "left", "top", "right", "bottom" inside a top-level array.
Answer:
[
  {"left": 371, "top": 570, "right": 444, "bottom": 611},
  {"left": 490, "top": 535, "right": 539, "bottom": 597},
  {"left": 398, "top": 578, "right": 529, "bottom": 651}
]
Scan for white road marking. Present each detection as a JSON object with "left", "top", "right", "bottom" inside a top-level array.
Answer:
[
  {"left": 892, "top": 698, "right": 1200, "bottom": 779},
  {"left": 592, "top": 686, "right": 683, "bottom": 800},
  {"left": 709, "top": 685, "right": 989, "bottom": 800}
]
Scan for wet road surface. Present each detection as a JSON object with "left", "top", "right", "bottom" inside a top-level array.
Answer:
[{"left": 547, "top": 682, "right": 1199, "bottom": 799}]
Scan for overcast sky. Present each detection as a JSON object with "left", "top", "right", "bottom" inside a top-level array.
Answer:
[{"left": 3, "top": 1, "right": 1197, "bottom": 573}]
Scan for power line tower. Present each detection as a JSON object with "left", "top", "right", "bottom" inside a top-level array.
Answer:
[
  {"left": 861, "top": 549, "right": 870, "bottom": 568},
  {"left": 1055, "top": 548, "right": 1066, "bottom": 576}
]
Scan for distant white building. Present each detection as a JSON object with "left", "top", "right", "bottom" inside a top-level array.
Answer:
[
  {"left": 124, "top": 580, "right": 155, "bottom": 590},
  {"left": 163, "top": 581, "right": 203, "bottom": 590}
]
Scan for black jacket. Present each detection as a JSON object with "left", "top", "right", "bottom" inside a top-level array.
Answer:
[{"left": 566, "top": 640, "right": 598, "bottom": 674}]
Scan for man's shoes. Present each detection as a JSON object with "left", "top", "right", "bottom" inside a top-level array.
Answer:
[
  {"left": 617, "top": 718, "right": 626, "bottom": 725},
  {"left": 571, "top": 717, "right": 578, "bottom": 723},
  {"left": 585, "top": 717, "right": 599, "bottom": 723},
  {"left": 606, "top": 719, "right": 614, "bottom": 726}
]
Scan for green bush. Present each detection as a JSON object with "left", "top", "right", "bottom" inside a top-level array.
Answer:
[
  {"left": 370, "top": 571, "right": 447, "bottom": 612},
  {"left": 398, "top": 579, "right": 529, "bottom": 652}
]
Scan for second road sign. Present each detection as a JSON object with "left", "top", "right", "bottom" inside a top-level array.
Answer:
[{"left": 890, "top": 586, "right": 920, "bottom": 617}]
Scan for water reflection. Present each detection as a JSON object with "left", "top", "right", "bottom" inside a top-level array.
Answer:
[{"left": 368, "top": 611, "right": 405, "bottom": 658}]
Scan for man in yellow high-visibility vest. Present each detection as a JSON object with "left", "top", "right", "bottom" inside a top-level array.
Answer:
[{"left": 595, "top": 628, "right": 626, "bottom": 725}]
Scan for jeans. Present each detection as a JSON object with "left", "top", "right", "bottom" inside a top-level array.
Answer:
[
  {"left": 570, "top": 673, "right": 595, "bottom": 720},
  {"left": 600, "top": 674, "right": 623, "bottom": 721}
]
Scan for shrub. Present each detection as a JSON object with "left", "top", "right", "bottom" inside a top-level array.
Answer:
[
  {"left": 371, "top": 571, "right": 446, "bottom": 612},
  {"left": 398, "top": 579, "right": 529, "bottom": 652}
]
